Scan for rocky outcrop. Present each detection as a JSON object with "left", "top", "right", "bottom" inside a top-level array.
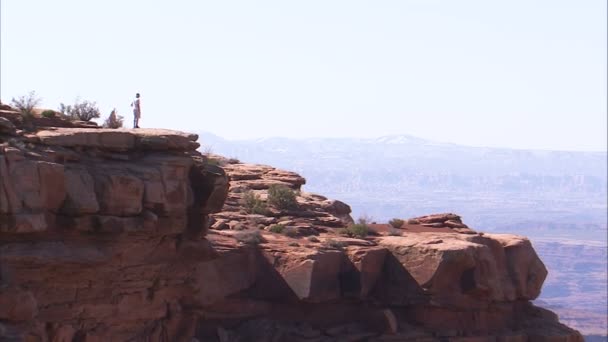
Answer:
[
  {"left": 377, "top": 233, "right": 547, "bottom": 308},
  {"left": 0, "top": 118, "right": 582, "bottom": 341},
  {"left": 0, "top": 123, "right": 231, "bottom": 341},
  {"left": 0, "top": 128, "right": 223, "bottom": 235}
]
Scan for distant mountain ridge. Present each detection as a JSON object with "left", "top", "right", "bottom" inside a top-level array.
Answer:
[
  {"left": 199, "top": 132, "right": 607, "bottom": 176},
  {"left": 198, "top": 131, "right": 607, "bottom": 237}
]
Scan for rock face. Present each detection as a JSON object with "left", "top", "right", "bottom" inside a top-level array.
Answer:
[
  {"left": 0, "top": 116, "right": 582, "bottom": 341},
  {"left": 0, "top": 128, "right": 222, "bottom": 235},
  {"left": 378, "top": 233, "right": 547, "bottom": 308}
]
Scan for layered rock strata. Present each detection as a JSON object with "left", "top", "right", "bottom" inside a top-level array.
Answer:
[{"left": 0, "top": 116, "right": 582, "bottom": 341}]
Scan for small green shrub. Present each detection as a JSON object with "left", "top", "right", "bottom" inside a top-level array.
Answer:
[
  {"left": 267, "top": 184, "right": 297, "bottom": 210},
  {"left": 389, "top": 218, "right": 405, "bottom": 229},
  {"left": 283, "top": 227, "right": 299, "bottom": 238},
  {"left": 407, "top": 218, "right": 420, "bottom": 225},
  {"left": 337, "top": 224, "right": 369, "bottom": 238},
  {"left": 11, "top": 91, "right": 40, "bottom": 119},
  {"left": 268, "top": 224, "right": 285, "bottom": 234},
  {"left": 348, "top": 223, "right": 369, "bottom": 238},
  {"left": 227, "top": 157, "right": 240, "bottom": 164},
  {"left": 234, "top": 229, "right": 266, "bottom": 245},
  {"left": 41, "top": 109, "right": 56, "bottom": 118},
  {"left": 241, "top": 191, "right": 268, "bottom": 215},
  {"left": 337, "top": 228, "right": 350, "bottom": 236}
]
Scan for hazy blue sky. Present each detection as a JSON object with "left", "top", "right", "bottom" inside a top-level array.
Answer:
[{"left": 1, "top": 0, "right": 606, "bottom": 151}]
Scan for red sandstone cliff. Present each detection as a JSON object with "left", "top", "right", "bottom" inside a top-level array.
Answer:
[{"left": 0, "top": 110, "right": 583, "bottom": 341}]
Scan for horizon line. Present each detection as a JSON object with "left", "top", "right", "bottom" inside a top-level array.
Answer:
[{"left": 197, "top": 131, "right": 608, "bottom": 154}]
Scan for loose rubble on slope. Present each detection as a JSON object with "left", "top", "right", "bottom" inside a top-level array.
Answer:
[{"left": 0, "top": 107, "right": 583, "bottom": 342}]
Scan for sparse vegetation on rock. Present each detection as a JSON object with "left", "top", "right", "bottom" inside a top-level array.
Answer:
[
  {"left": 337, "top": 216, "right": 373, "bottom": 238},
  {"left": 337, "top": 227, "right": 349, "bottom": 236},
  {"left": 234, "top": 229, "right": 266, "bottom": 245},
  {"left": 268, "top": 224, "right": 299, "bottom": 238},
  {"left": 268, "top": 224, "right": 285, "bottom": 234},
  {"left": 59, "top": 99, "right": 100, "bottom": 121},
  {"left": 347, "top": 223, "right": 369, "bottom": 238},
  {"left": 41, "top": 109, "right": 57, "bottom": 118},
  {"left": 283, "top": 226, "right": 298, "bottom": 237},
  {"left": 389, "top": 218, "right": 404, "bottom": 229},
  {"left": 267, "top": 184, "right": 298, "bottom": 210},
  {"left": 241, "top": 191, "right": 268, "bottom": 215},
  {"left": 11, "top": 91, "right": 40, "bottom": 120},
  {"left": 357, "top": 215, "right": 374, "bottom": 225},
  {"left": 322, "top": 238, "right": 347, "bottom": 250},
  {"left": 338, "top": 220, "right": 370, "bottom": 238}
]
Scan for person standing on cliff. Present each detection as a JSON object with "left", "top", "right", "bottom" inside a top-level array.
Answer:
[{"left": 130, "top": 93, "right": 141, "bottom": 128}]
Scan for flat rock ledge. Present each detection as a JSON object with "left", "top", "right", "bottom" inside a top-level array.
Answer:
[{"left": 35, "top": 128, "right": 200, "bottom": 151}]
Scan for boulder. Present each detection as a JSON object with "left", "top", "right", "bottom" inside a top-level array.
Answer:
[
  {"left": 415, "top": 213, "right": 462, "bottom": 224},
  {"left": 345, "top": 247, "right": 388, "bottom": 297},
  {"left": 377, "top": 233, "right": 547, "bottom": 308},
  {"left": 0, "top": 117, "right": 16, "bottom": 135},
  {"left": 488, "top": 233, "right": 547, "bottom": 299},
  {"left": 281, "top": 250, "right": 344, "bottom": 302},
  {"left": 322, "top": 199, "right": 354, "bottom": 225}
]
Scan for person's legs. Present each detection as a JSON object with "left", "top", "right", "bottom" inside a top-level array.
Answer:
[{"left": 133, "top": 112, "right": 140, "bottom": 128}]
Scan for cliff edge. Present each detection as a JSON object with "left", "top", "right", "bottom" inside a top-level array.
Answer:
[{"left": 0, "top": 111, "right": 582, "bottom": 341}]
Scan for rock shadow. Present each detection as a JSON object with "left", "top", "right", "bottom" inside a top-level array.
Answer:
[{"left": 370, "top": 252, "right": 428, "bottom": 306}]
